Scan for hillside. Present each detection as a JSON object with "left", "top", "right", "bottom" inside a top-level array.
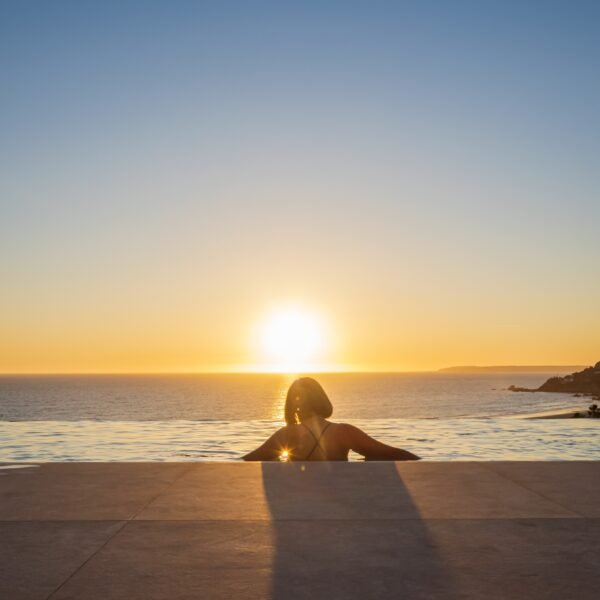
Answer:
[{"left": 509, "top": 362, "right": 600, "bottom": 395}]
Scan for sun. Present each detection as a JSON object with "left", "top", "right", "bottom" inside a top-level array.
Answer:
[{"left": 259, "top": 307, "right": 325, "bottom": 372}]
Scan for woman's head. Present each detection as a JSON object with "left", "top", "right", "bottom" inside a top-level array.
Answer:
[{"left": 284, "top": 377, "right": 333, "bottom": 425}]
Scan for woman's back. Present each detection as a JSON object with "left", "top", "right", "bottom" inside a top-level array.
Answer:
[
  {"left": 244, "top": 415, "right": 420, "bottom": 462},
  {"left": 284, "top": 420, "right": 348, "bottom": 461}
]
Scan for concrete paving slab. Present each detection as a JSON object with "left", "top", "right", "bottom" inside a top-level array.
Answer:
[
  {"left": 139, "top": 461, "right": 576, "bottom": 521},
  {"left": 50, "top": 521, "right": 274, "bottom": 600},
  {"left": 0, "top": 521, "right": 124, "bottom": 600},
  {"left": 49, "top": 519, "right": 600, "bottom": 600},
  {"left": 0, "top": 463, "right": 190, "bottom": 520},
  {"left": 1, "top": 462, "right": 598, "bottom": 599},
  {"left": 393, "top": 461, "right": 580, "bottom": 518},
  {"left": 137, "top": 462, "right": 271, "bottom": 520},
  {"left": 426, "top": 518, "right": 600, "bottom": 600},
  {"left": 139, "top": 461, "right": 433, "bottom": 520},
  {"left": 484, "top": 461, "right": 600, "bottom": 517}
]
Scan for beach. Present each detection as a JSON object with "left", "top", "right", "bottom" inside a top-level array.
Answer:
[
  {"left": 511, "top": 406, "right": 597, "bottom": 419},
  {"left": 2, "top": 461, "right": 599, "bottom": 599}
]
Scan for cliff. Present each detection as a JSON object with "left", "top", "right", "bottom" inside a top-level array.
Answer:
[{"left": 509, "top": 362, "right": 600, "bottom": 395}]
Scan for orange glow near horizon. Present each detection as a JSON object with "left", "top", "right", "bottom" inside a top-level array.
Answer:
[{"left": 1, "top": 298, "right": 599, "bottom": 374}]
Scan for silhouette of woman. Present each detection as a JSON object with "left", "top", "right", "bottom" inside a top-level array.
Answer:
[{"left": 243, "top": 377, "right": 420, "bottom": 461}]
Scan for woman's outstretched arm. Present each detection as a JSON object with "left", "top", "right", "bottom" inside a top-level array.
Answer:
[
  {"left": 242, "top": 428, "right": 286, "bottom": 461},
  {"left": 344, "top": 424, "right": 420, "bottom": 461}
]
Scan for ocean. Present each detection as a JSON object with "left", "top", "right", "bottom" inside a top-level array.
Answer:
[{"left": 1, "top": 372, "right": 598, "bottom": 461}]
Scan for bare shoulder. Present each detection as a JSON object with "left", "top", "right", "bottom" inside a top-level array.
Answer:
[
  {"left": 331, "top": 422, "right": 363, "bottom": 438},
  {"left": 275, "top": 423, "right": 301, "bottom": 442},
  {"left": 275, "top": 424, "right": 293, "bottom": 437},
  {"left": 334, "top": 422, "right": 361, "bottom": 433}
]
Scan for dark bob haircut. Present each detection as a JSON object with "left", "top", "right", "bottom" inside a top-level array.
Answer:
[{"left": 284, "top": 377, "right": 333, "bottom": 425}]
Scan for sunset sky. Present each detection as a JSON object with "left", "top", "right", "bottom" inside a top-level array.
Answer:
[{"left": 1, "top": 1, "right": 599, "bottom": 373}]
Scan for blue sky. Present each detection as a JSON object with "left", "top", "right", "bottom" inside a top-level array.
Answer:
[{"left": 1, "top": 1, "right": 599, "bottom": 371}]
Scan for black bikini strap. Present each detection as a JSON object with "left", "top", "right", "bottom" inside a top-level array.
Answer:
[{"left": 303, "top": 422, "right": 331, "bottom": 460}]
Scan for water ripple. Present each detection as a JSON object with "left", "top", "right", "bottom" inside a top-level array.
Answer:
[{"left": 0, "top": 418, "right": 598, "bottom": 462}]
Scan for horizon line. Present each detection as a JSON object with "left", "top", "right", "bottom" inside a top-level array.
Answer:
[{"left": 0, "top": 364, "right": 588, "bottom": 377}]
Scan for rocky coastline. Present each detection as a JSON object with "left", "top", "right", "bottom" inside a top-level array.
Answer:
[
  {"left": 508, "top": 361, "right": 600, "bottom": 396},
  {"left": 509, "top": 362, "right": 600, "bottom": 417}
]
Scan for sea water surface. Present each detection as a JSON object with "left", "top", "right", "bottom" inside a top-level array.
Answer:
[{"left": 0, "top": 373, "right": 598, "bottom": 461}]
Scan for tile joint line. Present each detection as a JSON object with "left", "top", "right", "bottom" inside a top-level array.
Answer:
[
  {"left": 478, "top": 463, "right": 585, "bottom": 518},
  {"left": 130, "top": 462, "right": 196, "bottom": 521},
  {"left": 44, "top": 520, "right": 128, "bottom": 600},
  {"left": 45, "top": 464, "right": 195, "bottom": 600}
]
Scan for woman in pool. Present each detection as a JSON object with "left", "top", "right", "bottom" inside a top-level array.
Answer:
[{"left": 243, "top": 377, "right": 420, "bottom": 461}]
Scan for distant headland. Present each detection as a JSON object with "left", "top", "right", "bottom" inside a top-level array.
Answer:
[
  {"left": 439, "top": 365, "right": 584, "bottom": 374},
  {"left": 508, "top": 362, "right": 600, "bottom": 396}
]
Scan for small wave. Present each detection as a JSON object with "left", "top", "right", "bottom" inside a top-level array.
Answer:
[{"left": 1, "top": 418, "right": 599, "bottom": 462}]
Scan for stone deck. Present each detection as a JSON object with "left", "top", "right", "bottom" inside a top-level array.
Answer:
[{"left": 1, "top": 461, "right": 599, "bottom": 599}]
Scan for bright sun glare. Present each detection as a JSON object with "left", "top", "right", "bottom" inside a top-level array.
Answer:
[{"left": 260, "top": 308, "right": 325, "bottom": 372}]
